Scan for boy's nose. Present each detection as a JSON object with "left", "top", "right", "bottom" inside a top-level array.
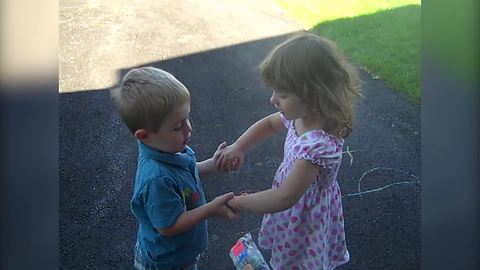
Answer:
[{"left": 185, "top": 119, "right": 192, "bottom": 133}]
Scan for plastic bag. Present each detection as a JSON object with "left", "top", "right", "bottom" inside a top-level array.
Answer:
[{"left": 229, "top": 232, "right": 270, "bottom": 270}]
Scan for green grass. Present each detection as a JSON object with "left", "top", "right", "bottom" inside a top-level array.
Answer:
[
  {"left": 276, "top": 1, "right": 421, "bottom": 103},
  {"left": 277, "top": 0, "right": 420, "bottom": 29},
  {"left": 313, "top": 5, "right": 421, "bottom": 102}
]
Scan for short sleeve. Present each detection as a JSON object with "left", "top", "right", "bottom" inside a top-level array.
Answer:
[
  {"left": 291, "top": 130, "right": 343, "bottom": 168},
  {"left": 141, "top": 177, "right": 185, "bottom": 229}
]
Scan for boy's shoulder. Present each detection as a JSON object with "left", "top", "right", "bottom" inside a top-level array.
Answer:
[
  {"left": 138, "top": 143, "right": 196, "bottom": 167},
  {"left": 137, "top": 156, "right": 177, "bottom": 181},
  {"left": 133, "top": 159, "right": 179, "bottom": 200},
  {"left": 135, "top": 143, "right": 197, "bottom": 185}
]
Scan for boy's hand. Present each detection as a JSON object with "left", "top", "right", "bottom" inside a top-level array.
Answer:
[
  {"left": 215, "top": 143, "right": 245, "bottom": 172},
  {"left": 207, "top": 192, "right": 241, "bottom": 220}
]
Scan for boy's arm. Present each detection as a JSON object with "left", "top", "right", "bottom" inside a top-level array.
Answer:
[
  {"left": 196, "top": 159, "right": 215, "bottom": 178},
  {"left": 157, "top": 192, "right": 238, "bottom": 236},
  {"left": 227, "top": 159, "right": 319, "bottom": 214},
  {"left": 216, "top": 112, "right": 285, "bottom": 171}
]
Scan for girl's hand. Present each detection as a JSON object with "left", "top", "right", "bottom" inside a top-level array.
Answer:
[
  {"left": 212, "top": 142, "right": 228, "bottom": 163},
  {"left": 215, "top": 143, "right": 245, "bottom": 172},
  {"left": 197, "top": 142, "right": 227, "bottom": 177}
]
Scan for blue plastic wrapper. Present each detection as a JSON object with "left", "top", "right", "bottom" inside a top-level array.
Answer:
[{"left": 229, "top": 232, "right": 270, "bottom": 270}]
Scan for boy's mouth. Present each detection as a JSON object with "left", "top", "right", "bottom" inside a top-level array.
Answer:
[{"left": 183, "top": 132, "right": 192, "bottom": 145}]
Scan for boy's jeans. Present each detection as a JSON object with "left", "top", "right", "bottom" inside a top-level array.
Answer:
[{"left": 134, "top": 241, "right": 198, "bottom": 270}]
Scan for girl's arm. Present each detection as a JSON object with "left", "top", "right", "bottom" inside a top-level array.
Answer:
[
  {"left": 234, "top": 112, "right": 285, "bottom": 150},
  {"left": 227, "top": 159, "right": 319, "bottom": 214},
  {"left": 216, "top": 112, "right": 285, "bottom": 171}
]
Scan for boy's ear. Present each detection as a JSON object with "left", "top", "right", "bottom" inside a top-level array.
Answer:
[{"left": 134, "top": 129, "right": 149, "bottom": 140}]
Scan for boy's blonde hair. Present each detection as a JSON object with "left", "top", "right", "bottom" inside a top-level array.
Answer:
[
  {"left": 111, "top": 67, "right": 190, "bottom": 133},
  {"left": 260, "top": 32, "right": 362, "bottom": 137}
]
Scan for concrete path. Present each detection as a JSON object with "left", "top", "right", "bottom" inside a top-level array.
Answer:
[
  {"left": 60, "top": 1, "right": 420, "bottom": 269},
  {"left": 60, "top": 0, "right": 299, "bottom": 93}
]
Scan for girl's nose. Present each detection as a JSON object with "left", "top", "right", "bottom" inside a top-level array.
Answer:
[{"left": 270, "top": 94, "right": 277, "bottom": 106}]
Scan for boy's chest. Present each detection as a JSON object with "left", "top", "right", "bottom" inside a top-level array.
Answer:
[{"left": 173, "top": 169, "right": 204, "bottom": 210}]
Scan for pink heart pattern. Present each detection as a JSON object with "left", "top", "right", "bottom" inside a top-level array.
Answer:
[{"left": 257, "top": 114, "right": 348, "bottom": 269}]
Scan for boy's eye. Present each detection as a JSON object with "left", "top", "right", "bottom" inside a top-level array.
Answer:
[{"left": 173, "top": 118, "right": 190, "bottom": 131}]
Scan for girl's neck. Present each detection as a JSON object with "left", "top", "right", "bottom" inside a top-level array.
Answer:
[
  {"left": 296, "top": 115, "right": 340, "bottom": 138},
  {"left": 295, "top": 115, "right": 322, "bottom": 135}
]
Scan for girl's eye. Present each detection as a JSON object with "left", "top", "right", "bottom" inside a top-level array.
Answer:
[
  {"left": 173, "top": 124, "right": 183, "bottom": 131},
  {"left": 274, "top": 91, "right": 287, "bottom": 99}
]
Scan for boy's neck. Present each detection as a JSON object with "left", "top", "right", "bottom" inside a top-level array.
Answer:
[{"left": 142, "top": 141, "right": 178, "bottom": 154}]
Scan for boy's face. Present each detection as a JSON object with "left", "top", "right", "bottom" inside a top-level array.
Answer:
[{"left": 143, "top": 101, "right": 192, "bottom": 153}]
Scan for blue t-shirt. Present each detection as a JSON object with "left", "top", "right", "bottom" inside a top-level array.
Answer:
[{"left": 131, "top": 142, "right": 207, "bottom": 269}]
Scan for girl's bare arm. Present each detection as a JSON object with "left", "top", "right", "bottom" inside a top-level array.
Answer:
[
  {"left": 216, "top": 112, "right": 285, "bottom": 171},
  {"left": 227, "top": 159, "right": 319, "bottom": 214},
  {"left": 234, "top": 112, "right": 284, "bottom": 151}
]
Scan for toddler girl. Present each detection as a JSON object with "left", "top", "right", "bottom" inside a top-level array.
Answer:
[{"left": 217, "top": 32, "right": 362, "bottom": 269}]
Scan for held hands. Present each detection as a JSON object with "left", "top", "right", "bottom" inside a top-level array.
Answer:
[
  {"left": 225, "top": 195, "right": 241, "bottom": 213},
  {"left": 206, "top": 141, "right": 231, "bottom": 175},
  {"left": 225, "top": 190, "right": 252, "bottom": 213},
  {"left": 212, "top": 141, "right": 228, "bottom": 163},
  {"left": 207, "top": 143, "right": 245, "bottom": 220},
  {"left": 207, "top": 192, "right": 241, "bottom": 220},
  {"left": 215, "top": 143, "right": 245, "bottom": 172}
]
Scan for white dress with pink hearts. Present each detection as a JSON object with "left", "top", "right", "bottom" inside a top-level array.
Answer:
[{"left": 258, "top": 114, "right": 349, "bottom": 270}]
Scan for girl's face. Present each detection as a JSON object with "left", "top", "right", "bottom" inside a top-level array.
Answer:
[
  {"left": 269, "top": 90, "right": 307, "bottom": 120},
  {"left": 144, "top": 101, "right": 192, "bottom": 153}
]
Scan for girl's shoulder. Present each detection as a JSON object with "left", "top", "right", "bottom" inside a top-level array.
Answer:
[{"left": 292, "top": 129, "right": 344, "bottom": 167}]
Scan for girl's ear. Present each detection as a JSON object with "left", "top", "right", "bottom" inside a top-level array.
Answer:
[{"left": 134, "top": 129, "right": 149, "bottom": 141}]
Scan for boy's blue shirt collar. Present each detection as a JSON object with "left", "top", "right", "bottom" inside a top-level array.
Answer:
[{"left": 138, "top": 141, "right": 195, "bottom": 168}]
